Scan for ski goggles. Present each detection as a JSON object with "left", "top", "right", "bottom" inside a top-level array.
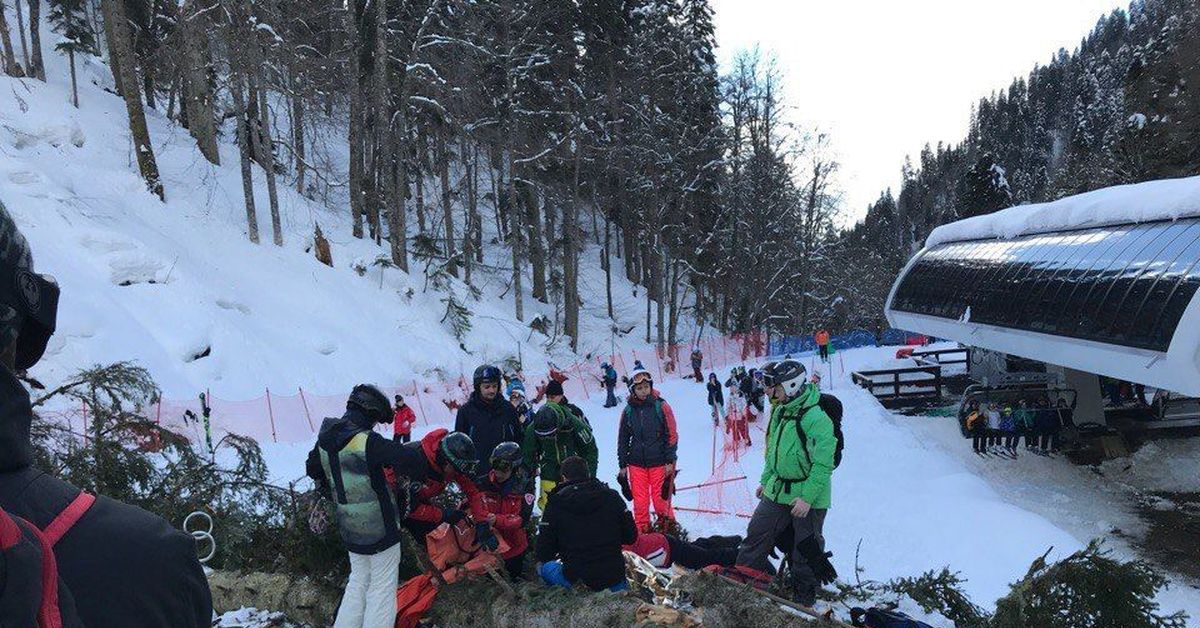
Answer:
[
  {"left": 631, "top": 373, "right": 653, "bottom": 387},
  {"left": 490, "top": 457, "right": 517, "bottom": 473}
]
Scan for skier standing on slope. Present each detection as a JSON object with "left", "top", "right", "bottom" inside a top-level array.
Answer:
[
  {"left": 307, "top": 385, "right": 479, "bottom": 628},
  {"left": 617, "top": 369, "right": 679, "bottom": 532},
  {"left": 737, "top": 359, "right": 837, "bottom": 608},
  {"left": 815, "top": 329, "right": 831, "bottom": 363},
  {"left": 707, "top": 372, "right": 725, "bottom": 426},
  {"left": 393, "top": 394, "right": 416, "bottom": 443},
  {"left": 691, "top": 348, "right": 704, "bottom": 382},
  {"left": 600, "top": 362, "right": 619, "bottom": 408},
  {"left": 455, "top": 364, "right": 522, "bottom": 475},
  {"left": 0, "top": 204, "right": 213, "bottom": 627}
]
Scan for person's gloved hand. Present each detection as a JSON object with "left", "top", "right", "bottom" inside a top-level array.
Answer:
[
  {"left": 796, "top": 536, "right": 837, "bottom": 585},
  {"left": 475, "top": 522, "right": 500, "bottom": 552},
  {"left": 660, "top": 469, "right": 676, "bottom": 500},
  {"left": 442, "top": 508, "right": 467, "bottom": 525},
  {"left": 617, "top": 472, "right": 633, "bottom": 501}
]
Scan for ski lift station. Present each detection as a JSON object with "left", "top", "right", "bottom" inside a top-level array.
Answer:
[{"left": 883, "top": 176, "right": 1200, "bottom": 440}]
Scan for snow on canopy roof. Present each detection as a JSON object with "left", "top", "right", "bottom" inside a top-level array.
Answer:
[{"left": 925, "top": 175, "right": 1200, "bottom": 248}]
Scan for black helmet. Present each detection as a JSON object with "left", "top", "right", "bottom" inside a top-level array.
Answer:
[
  {"left": 0, "top": 204, "right": 59, "bottom": 371},
  {"left": 490, "top": 441, "right": 522, "bottom": 473},
  {"left": 439, "top": 431, "right": 479, "bottom": 476},
  {"left": 772, "top": 360, "right": 808, "bottom": 399},
  {"left": 532, "top": 405, "right": 560, "bottom": 437},
  {"left": 347, "top": 384, "right": 392, "bottom": 424},
  {"left": 473, "top": 364, "right": 502, "bottom": 388},
  {"left": 761, "top": 361, "right": 779, "bottom": 386}
]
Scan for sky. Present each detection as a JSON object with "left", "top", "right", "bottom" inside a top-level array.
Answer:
[{"left": 711, "top": 0, "right": 1127, "bottom": 225}]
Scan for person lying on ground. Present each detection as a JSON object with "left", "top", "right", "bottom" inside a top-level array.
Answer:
[
  {"left": 537, "top": 456, "right": 636, "bottom": 592},
  {"left": 624, "top": 532, "right": 741, "bottom": 570}
]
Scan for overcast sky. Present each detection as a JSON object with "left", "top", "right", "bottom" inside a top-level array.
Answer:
[{"left": 710, "top": 0, "right": 1126, "bottom": 225}]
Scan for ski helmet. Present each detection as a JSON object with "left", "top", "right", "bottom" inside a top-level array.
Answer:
[
  {"left": 772, "top": 360, "right": 808, "bottom": 399},
  {"left": 439, "top": 431, "right": 479, "bottom": 476},
  {"left": 347, "top": 384, "right": 392, "bottom": 424},
  {"left": 532, "top": 405, "right": 560, "bottom": 437},
  {"left": 0, "top": 204, "right": 58, "bottom": 371},
  {"left": 761, "top": 361, "right": 779, "bottom": 387},
  {"left": 473, "top": 364, "right": 502, "bottom": 388},
  {"left": 489, "top": 441, "right": 522, "bottom": 473}
]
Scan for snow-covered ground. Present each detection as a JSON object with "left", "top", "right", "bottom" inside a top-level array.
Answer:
[{"left": 260, "top": 344, "right": 1200, "bottom": 625}]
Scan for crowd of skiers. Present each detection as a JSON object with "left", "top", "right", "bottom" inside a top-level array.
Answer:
[
  {"left": 306, "top": 348, "right": 843, "bottom": 626},
  {"left": 963, "top": 396, "right": 1074, "bottom": 458}
]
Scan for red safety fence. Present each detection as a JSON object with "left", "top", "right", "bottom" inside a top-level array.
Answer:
[{"left": 47, "top": 330, "right": 769, "bottom": 446}]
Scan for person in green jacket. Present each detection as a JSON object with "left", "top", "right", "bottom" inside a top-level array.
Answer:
[
  {"left": 524, "top": 381, "right": 599, "bottom": 509},
  {"left": 736, "top": 359, "right": 836, "bottom": 607}
]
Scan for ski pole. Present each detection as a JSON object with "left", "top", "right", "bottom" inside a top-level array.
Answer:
[
  {"left": 674, "top": 476, "right": 747, "bottom": 492},
  {"left": 672, "top": 506, "right": 752, "bottom": 519}
]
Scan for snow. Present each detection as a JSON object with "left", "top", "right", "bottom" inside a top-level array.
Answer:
[
  {"left": 4, "top": 24, "right": 683, "bottom": 403},
  {"left": 925, "top": 175, "right": 1200, "bottom": 247},
  {"left": 260, "top": 344, "right": 1200, "bottom": 623}
]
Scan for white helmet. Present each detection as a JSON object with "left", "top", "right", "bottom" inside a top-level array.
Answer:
[
  {"left": 768, "top": 360, "right": 808, "bottom": 399},
  {"left": 629, "top": 369, "right": 654, "bottom": 390}
]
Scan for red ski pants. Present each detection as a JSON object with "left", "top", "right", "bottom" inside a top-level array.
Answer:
[{"left": 628, "top": 465, "right": 674, "bottom": 532}]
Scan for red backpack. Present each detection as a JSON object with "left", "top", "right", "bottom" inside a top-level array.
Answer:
[{"left": 0, "top": 493, "right": 95, "bottom": 627}]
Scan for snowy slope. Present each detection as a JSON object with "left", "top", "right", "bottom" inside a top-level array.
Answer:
[
  {"left": 3, "top": 25, "right": 683, "bottom": 401},
  {"left": 258, "top": 345, "right": 1200, "bottom": 623}
]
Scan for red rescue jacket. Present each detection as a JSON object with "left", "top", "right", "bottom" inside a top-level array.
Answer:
[
  {"left": 468, "top": 470, "right": 533, "bottom": 559},
  {"left": 403, "top": 429, "right": 478, "bottom": 524},
  {"left": 622, "top": 531, "right": 671, "bottom": 567}
]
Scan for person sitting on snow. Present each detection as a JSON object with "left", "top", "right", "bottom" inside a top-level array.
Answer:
[
  {"left": 307, "top": 385, "right": 479, "bottom": 628},
  {"left": 537, "top": 456, "right": 636, "bottom": 592},
  {"left": 524, "top": 382, "right": 599, "bottom": 509},
  {"left": 469, "top": 442, "right": 536, "bottom": 580},
  {"left": 617, "top": 369, "right": 679, "bottom": 532},
  {"left": 624, "top": 531, "right": 741, "bottom": 570}
]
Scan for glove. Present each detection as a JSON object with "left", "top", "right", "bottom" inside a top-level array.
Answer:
[
  {"left": 442, "top": 508, "right": 467, "bottom": 525},
  {"left": 796, "top": 536, "right": 837, "bottom": 585},
  {"left": 660, "top": 470, "right": 676, "bottom": 500},
  {"left": 617, "top": 473, "right": 633, "bottom": 501},
  {"left": 475, "top": 522, "right": 500, "bottom": 552}
]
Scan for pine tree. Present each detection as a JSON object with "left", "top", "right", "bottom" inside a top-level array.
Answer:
[{"left": 49, "top": 0, "right": 97, "bottom": 107}]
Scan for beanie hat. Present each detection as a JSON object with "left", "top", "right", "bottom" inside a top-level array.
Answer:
[{"left": 546, "top": 380, "right": 564, "bottom": 397}]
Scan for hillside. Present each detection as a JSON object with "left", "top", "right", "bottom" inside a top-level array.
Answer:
[{"left": 4, "top": 34, "right": 689, "bottom": 402}]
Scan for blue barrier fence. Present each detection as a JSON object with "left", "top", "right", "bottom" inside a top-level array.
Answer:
[{"left": 768, "top": 328, "right": 929, "bottom": 356}]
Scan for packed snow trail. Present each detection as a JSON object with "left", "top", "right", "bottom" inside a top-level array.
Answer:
[{"left": 260, "top": 345, "right": 1200, "bottom": 623}]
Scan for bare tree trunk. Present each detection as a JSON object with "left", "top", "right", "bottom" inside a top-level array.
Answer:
[
  {"left": 373, "top": 0, "right": 398, "bottom": 261},
  {"left": 28, "top": 0, "right": 44, "bottom": 80},
  {"left": 564, "top": 153, "right": 581, "bottom": 351},
  {"left": 181, "top": 0, "right": 220, "bottom": 164},
  {"left": 656, "top": 246, "right": 666, "bottom": 350},
  {"left": 604, "top": 210, "right": 614, "bottom": 320},
  {"left": 14, "top": 0, "right": 28, "bottom": 73},
  {"left": 389, "top": 111, "right": 409, "bottom": 271},
  {"left": 102, "top": 0, "right": 164, "bottom": 200},
  {"left": 346, "top": 3, "right": 364, "bottom": 238},
  {"left": 667, "top": 258, "right": 681, "bottom": 347},
  {"left": 252, "top": 74, "right": 283, "bottom": 246},
  {"left": 505, "top": 149, "right": 523, "bottom": 321},
  {"left": 438, "top": 132, "right": 458, "bottom": 277},
  {"left": 520, "top": 180, "right": 546, "bottom": 302},
  {"left": 291, "top": 74, "right": 305, "bottom": 192},
  {"left": 463, "top": 152, "right": 476, "bottom": 283},
  {"left": 68, "top": 50, "right": 79, "bottom": 107},
  {"left": 471, "top": 144, "right": 483, "bottom": 262},
  {"left": 414, "top": 156, "right": 427, "bottom": 234},
  {"left": 0, "top": 2, "right": 18, "bottom": 77},
  {"left": 231, "top": 71, "right": 260, "bottom": 243}
]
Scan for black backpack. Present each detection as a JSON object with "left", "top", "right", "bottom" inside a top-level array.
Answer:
[{"left": 795, "top": 393, "right": 845, "bottom": 469}]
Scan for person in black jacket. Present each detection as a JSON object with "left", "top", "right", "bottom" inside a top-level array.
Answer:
[
  {"left": 0, "top": 204, "right": 213, "bottom": 627},
  {"left": 706, "top": 372, "right": 725, "bottom": 426},
  {"left": 455, "top": 364, "right": 522, "bottom": 475},
  {"left": 537, "top": 456, "right": 636, "bottom": 592}
]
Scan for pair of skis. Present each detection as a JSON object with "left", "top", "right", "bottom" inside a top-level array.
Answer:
[{"left": 182, "top": 392, "right": 214, "bottom": 455}]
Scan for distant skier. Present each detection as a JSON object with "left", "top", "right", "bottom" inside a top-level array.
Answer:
[
  {"left": 393, "top": 394, "right": 416, "bottom": 443},
  {"left": 601, "top": 362, "right": 619, "bottom": 408},
  {"left": 691, "top": 348, "right": 704, "bottom": 382},
  {"left": 707, "top": 372, "right": 725, "bottom": 426},
  {"left": 455, "top": 364, "right": 523, "bottom": 475},
  {"left": 815, "top": 329, "right": 831, "bottom": 363}
]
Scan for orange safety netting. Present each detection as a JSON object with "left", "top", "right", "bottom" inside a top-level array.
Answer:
[{"left": 48, "top": 331, "right": 768, "bottom": 445}]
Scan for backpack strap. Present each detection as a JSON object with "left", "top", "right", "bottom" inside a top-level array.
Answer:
[{"left": 42, "top": 491, "right": 96, "bottom": 546}]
